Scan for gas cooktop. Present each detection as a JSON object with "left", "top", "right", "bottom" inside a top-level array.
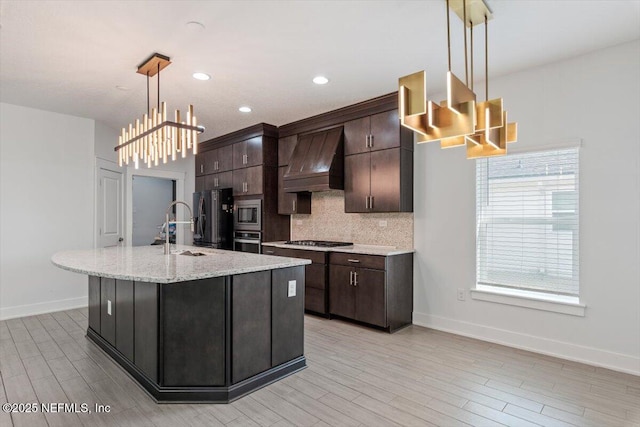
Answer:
[{"left": 284, "top": 240, "right": 353, "bottom": 247}]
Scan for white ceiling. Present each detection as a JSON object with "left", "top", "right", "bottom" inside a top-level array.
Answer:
[{"left": 1, "top": 1, "right": 638, "bottom": 140}]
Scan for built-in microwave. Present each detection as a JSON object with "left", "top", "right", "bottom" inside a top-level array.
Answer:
[{"left": 234, "top": 199, "right": 262, "bottom": 231}]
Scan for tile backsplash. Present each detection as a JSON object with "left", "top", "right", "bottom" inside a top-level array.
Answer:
[{"left": 290, "top": 190, "right": 414, "bottom": 249}]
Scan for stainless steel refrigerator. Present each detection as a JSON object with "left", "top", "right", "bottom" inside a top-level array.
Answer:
[{"left": 193, "top": 189, "right": 234, "bottom": 249}]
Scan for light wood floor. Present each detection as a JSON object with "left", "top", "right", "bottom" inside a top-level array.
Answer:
[{"left": 0, "top": 309, "right": 638, "bottom": 427}]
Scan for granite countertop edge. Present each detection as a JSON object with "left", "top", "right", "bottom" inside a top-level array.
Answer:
[
  {"left": 262, "top": 241, "right": 415, "bottom": 256},
  {"left": 51, "top": 246, "right": 311, "bottom": 284}
]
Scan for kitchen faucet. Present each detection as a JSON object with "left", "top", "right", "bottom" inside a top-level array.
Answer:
[{"left": 164, "top": 200, "right": 194, "bottom": 255}]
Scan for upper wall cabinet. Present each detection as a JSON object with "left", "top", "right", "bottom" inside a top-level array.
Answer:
[
  {"left": 344, "top": 110, "right": 406, "bottom": 156},
  {"left": 233, "top": 136, "right": 265, "bottom": 169}
]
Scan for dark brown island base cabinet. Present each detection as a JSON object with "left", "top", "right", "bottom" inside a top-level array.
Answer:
[
  {"left": 329, "top": 252, "right": 413, "bottom": 332},
  {"left": 86, "top": 266, "right": 306, "bottom": 403},
  {"left": 264, "top": 246, "right": 329, "bottom": 316}
]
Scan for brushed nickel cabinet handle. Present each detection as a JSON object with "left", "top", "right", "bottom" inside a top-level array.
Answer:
[
  {"left": 293, "top": 199, "right": 296, "bottom": 212},
  {"left": 369, "top": 134, "right": 374, "bottom": 148},
  {"left": 265, "top": 250, "right": 274, "bottom": 254},
  {"left": 200, "top": 164, "right": 204, "bottom": 173},
  {"left": 347, "top": 259, "right": 360, "bottom": 263},
  {"left": 349, "top": 270, "right": 354, "bottom": 286},
  {"left": 370, "top": 196, "right": 374, "bottom": 210},
  {"left": 354, "top": 271, "right": 358, "bottom": 286}
]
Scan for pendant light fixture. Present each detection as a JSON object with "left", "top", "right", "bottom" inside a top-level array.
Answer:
[
  {"left": 115, "top": 53, "right": 205, "bottom": 169},
  {"left": 398, "top": 0, "right": 517, "bottom": 159}
]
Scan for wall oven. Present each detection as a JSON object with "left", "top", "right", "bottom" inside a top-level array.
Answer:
[
  {"left": 234, "top": 199, "right": 262, "bottom": 232},
  {"left": 234, "top": 231, "right": 262, "bottom": 254}
]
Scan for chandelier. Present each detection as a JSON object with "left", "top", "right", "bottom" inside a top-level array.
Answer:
[
  {"left": 399, "top": 0, "right": 517, "bottom": 159},
  {"left": 115, "top": 53, "right": 205, "bottom": 168}
]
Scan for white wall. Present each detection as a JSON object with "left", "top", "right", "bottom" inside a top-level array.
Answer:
[
  {"left": 413, "top": 40, "right": 640, "bottom": 374},
  {"left": 94, "top": 120, "right": 119, "bottom": 163},
  {"left": 0, "top": 103, "right": 95, "bottom": 319}
]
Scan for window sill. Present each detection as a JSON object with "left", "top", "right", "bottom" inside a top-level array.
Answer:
[{"left": 470, "top": 285, "right": 586, "bottom": 316}]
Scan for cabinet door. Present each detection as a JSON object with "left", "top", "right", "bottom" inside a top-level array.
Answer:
[
  {"left": 344, "top": 116, "right": 370, "bottom": 156},
  {"left": 195, "top": 176, "right": 206, "bottom": 191},
  {"left": 278, "top": 166, "right": 310, "bottom": 214},
  {"left": 195, "top": 153, "right": 207, "bottom": 176},
  {"left": 355, "top": 268, "right": 387, "bottom": 327},
  {"left": 278, "top": 135, "right": 297, "bottom": 166},
  {"left": 278, "top": 166, "right": 296, "bottom": 214},
  {"left": 370, "top": 149, "right": 401, "bottom": 212},
  {"left": 217, "top": 144, "right": 234, "bottom": 172},
  {"left": 217, "top": 171, "right": 233, "bottom": 190},
  {"left": 344, "top": 153, "right": 371, "bottom": 213},
  {"left": 329, "top": 264, "right": 356, "bottom": 319},
  {"left": 369, "top": 110, "right": 400, "bottom": 151},
  {"left": 232, "top": 169, "right": 247, "bottom": 196},
  {"left": 204, "top": 174, "right": 216, "bottom": 190},
  {"left": 115, "top": 279, "right": 134, "bottom": 361},
  {"left": 271, "top": 266, "right": 304, "bottom": 367},
  {"left": 232, "top": 271, "right": 271, "bottom": 383},
  {"left": 245, "top": 165, "right": 263, "bottom": 196},
  {"left": 232, "top": 140, "right": 246, "bottom": 169},
  {"left": 245, "top": 136, "right": 264, "bottom": 167}
]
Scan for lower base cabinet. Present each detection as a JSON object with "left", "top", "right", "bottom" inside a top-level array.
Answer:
[
  {"left": 329, "top": 252, "right": 412, "bottom": 332},
  {"left": 264, "top": 247, "right": 329, "bottom": 316}
]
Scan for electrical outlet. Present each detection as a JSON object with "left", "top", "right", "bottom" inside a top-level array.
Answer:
[
  {"left": 378, "top": 220, "right": 388, "bottom": 227},
  {"left": 296, "top": 220, "right": 303, "bottom": 226},
  {"left": 457, "top": 289, "right": 465, "bottom": 301},
  {"left": 288, "top": 280, "right": 297, "bottom": 297}
]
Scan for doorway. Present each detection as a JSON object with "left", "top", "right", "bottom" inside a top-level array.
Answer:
[
  {"left": 96, "top": 158, "right": 124, "bottom": 248},
  {"left": 132, "top": 176, "right": 176, "bottom": 246}
]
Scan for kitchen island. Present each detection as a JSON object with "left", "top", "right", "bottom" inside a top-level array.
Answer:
[{"left": 52, "top": 245, "right": 310, "bottom": 403}]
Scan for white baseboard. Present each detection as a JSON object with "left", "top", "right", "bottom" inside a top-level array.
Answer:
[
  {"left": 413, "top": 311, "right": 640, "bottom": 376},
  {"left": 0, "top": 296, "right": 87, "bottom": 321}
]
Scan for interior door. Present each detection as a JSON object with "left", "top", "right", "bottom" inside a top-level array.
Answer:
[{"left": 97, "top": 165, "right": 124, "bottom": 247}]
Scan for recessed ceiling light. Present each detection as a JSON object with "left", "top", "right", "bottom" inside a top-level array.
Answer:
[
  {"left": 192, "top": 72, "right": 211, "bottom": 81},
  {"left": 115, "top": 86, "right": 129, "bottom": 91},
  {"left": 313, "top": 76, "right": 329, "bottom": 85},
  {"left": 239, "top": 106, "right": 252, "bottom": 113}
]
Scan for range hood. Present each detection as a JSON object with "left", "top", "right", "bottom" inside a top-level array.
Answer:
[{"left": 283, "top": 126, "right": 344, "bottom": 192}]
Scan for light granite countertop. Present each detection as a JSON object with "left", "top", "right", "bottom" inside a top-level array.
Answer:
[
  {"left": 52, "top": 245, "right": 310, "bottom": 284},
  {"left": 262, "top": 242, "right": 414, "bottom": 256}
]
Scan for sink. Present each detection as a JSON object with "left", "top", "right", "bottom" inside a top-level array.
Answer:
[{"left": 177, "top": 250, "right": 207, "bottom": 257}]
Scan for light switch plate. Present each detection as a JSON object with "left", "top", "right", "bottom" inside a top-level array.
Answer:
[
  {"left": 296, "top": 220, "right": 303, "bottom": 226},
  {"left": 288, "top": 280, "right": 296, "bottom": 297},
  {"left": 378, "top": 220, "right": 388, "bottom": 227},
  {"left": 107, "top": 300, "right": 112, "bottom": 315}
]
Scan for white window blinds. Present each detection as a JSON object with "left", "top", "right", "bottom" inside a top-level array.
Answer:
[{"left": 476, "top": 148, "right": 580, "bottom": 297}]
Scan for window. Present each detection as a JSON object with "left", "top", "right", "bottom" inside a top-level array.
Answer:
[{"left": 475, "top": 148, "right": 579, "bottom": 300}]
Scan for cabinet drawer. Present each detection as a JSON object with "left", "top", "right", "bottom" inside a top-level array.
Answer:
[
  {"left": 329, "top": 252, "right": 386, "bottom": 270},
  {"left": 265, "top": 246, "right": 326, "bottom": 264}
]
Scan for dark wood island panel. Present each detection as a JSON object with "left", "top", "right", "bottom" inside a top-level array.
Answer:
[{"left": 86, "top": 265, "right": 306, "bottom": 403}]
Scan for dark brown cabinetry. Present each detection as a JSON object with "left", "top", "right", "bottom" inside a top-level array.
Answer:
[
  {"left": 345, "top": 147, "right": 413, "bottom": 213},
  {"left": 87, "top": 266, "right": 306, "bottom": 403},
  {"left": 277, "top": 134, "right": 311, "bottom": 215},
  {"left": 344, "top": 110, "right": 403, "bottom": 155},
  {"left": 264, "top": 246, "right": 329, "bottom": 316},
  {"left": 232, "top": 165, "right": 263, "bottom": 196},
  {"left": 329, "top": 252, "right": 413, "bottom": 332},
  {"left": 233, "top": 136, "right": 264, "bottom": 169},
  {"left": 277, "top": 166, "right": 311, "bottom": 214},
  {"left": 197, "top": 124, "right": 289, "bottom": 243}
]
